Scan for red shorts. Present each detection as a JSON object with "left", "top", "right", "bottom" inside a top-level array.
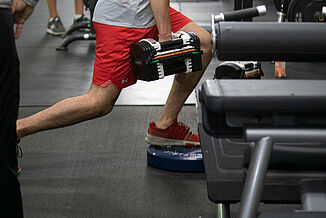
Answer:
[{"left": 92, "top": 8, "right": 192, "bottom": 90}]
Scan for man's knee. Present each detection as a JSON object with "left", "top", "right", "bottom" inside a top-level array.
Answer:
[
  {"left": 200, "top": 31, "right": 213, "bottom": 58},
  {"left": 87, "top": 84, "right": 120, "bottom": 117},
  {"left": 180, "top": 22, "right": 213, "bottom": 59},
  {"left": 90, "top": 98, "right": 114, "bottom": 117}
]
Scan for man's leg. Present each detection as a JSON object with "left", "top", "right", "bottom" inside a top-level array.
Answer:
[
  {"left": 19, "top": 20, "right": 141, "bottom": 139},
  {"left": 156, "top": 22, "right": 213, "bottom": 129},
  {"left": 17, "top": 83, "right": 120, "bottom": 139},
  {"left": 145, "top": 21, "right": 213, "bottom": 146}
]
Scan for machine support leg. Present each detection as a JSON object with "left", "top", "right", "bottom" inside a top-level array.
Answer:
[
  {"left": 217, "top": 203, "right": 230, "bottom": 218},
  {"left": 238, "top": 136, "right": 273, "bottom": 218}
]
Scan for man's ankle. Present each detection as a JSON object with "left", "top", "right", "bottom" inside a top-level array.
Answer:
[{"left": 155, "top": 119, "right": 176, "bottom": 129}]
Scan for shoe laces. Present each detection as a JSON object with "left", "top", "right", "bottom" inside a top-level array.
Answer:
[{"left": 174, "top": 122, "right": 194, "bottom": 137}]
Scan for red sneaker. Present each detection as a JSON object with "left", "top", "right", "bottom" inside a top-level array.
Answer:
[{"left": 145, "top": 120, "right": 200, "bottom": 146}]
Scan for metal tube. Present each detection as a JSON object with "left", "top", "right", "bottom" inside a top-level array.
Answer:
[
  {"left": 217, "top": 203, "right": 231, "bottom": 218},
  {"left": 238, "top": 137, "right": 273, "bottom": 218},
  {"left": 277, "top": 11, "right": 286, "bottom": 22},
  {"left": 215, "top": 22, "right": 326, "bottom": 61},
  {"left": 246, "top": 126, "right": 326, "bottom": 143}
]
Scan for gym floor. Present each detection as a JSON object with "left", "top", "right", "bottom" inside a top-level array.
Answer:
[{"left": 17, "top": 0, "right": 326, "bottom": 217}]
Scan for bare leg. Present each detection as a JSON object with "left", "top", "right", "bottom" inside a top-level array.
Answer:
[
  {"left": 47, "top": 0, "right": 59, "bottom": 19},
  {"left": 17, "top": 83, "right": 120, "bottom": 139},
  {"left": 155, "top": 22, "right": 213, "bottom": 129},
  {"left": 74, "top": 0, "right": 84, "bottom": 15}
]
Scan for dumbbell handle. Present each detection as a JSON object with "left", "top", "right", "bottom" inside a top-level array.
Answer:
[
  {"left": 213, "top": 5, "right": 266, "bottom": 22},
  {"left": 160, "top": 38, "right": 183, "bottom": 50}
]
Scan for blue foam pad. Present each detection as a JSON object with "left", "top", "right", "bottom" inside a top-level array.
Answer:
[{"left": 147, "top": 145, "right": 204, "bottom": 172}]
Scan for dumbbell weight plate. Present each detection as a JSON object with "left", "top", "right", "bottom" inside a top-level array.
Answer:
[{"left": 287, "top": 0, "right": 326, "bottom": 22}]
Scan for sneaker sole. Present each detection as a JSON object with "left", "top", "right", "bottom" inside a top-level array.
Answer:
[
  {"left": 47, "top": 29, "right": 65, "bottom": 36},
  {"left": 145, "top": 133, "right": 200, "bottom": 147}
]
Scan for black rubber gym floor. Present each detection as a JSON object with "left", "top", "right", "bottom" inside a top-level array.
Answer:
[
  {"left": 16, "top": 0, "right": 325, "bottom": 217},
  {"left": 19, "top": 106, "right": 214, "bottom": 218}
]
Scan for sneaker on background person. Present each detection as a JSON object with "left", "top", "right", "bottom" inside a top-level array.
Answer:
[
  {"left": 69, "top": 14, "right": 91, "bottom": 32},
  {"left": 47, "top": 16, "right": 66, "bottom": 36},
  {"left": 73, "top": 14, "right": 90, "bottom": 25},
  {"left": 145, "top": 120, "right": 200, "bottom": 147}
]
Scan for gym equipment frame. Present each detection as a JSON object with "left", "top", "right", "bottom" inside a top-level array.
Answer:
[{"left": 199, "top": 21, "right": 326, "bottom": 218}]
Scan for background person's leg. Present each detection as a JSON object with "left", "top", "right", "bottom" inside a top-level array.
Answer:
[
  {"left": 74, "top": 0, "right": 84, "bottom": 16},
  {"left": 46, "top": 0, "right": 66, "bottom": 35},
  {"left": 0, "top": 158, "right": 23, "bottom": 218},
  {"left": 0, "top": 9, "right": 23, "bottom": 218},
  {"left": 47, "top": 0, "right": 59, "bottom": 19},
  {"left": 72, "top": 0, "right": 90, "bottom": 27},
  {"left": 17, "top": 83, "right": 121, "bottom": 139}
]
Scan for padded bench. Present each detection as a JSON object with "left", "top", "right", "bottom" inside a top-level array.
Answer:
[{"left": 198, "top": 79, "right": 326, "bottom": 218}]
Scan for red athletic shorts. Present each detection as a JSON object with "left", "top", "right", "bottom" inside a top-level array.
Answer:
[{"left": 92, "top": 7, "right": 192, "bottom": 90}]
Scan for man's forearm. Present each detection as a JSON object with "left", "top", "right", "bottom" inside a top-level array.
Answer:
[{"left": 150, "top": 0, "right": 171, "bottom": 41}]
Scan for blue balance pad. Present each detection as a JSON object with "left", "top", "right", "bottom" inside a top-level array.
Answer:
[{"left": 147, "top": 145, "right": 204, "bottom": 172}]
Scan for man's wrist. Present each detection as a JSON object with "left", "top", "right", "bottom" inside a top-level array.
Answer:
[
  {"left": 158, "top": 33, "right": 172, "bottom": 38},
  {"left": 158, "top": 32, "right": 172, "bottom": 42}
]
